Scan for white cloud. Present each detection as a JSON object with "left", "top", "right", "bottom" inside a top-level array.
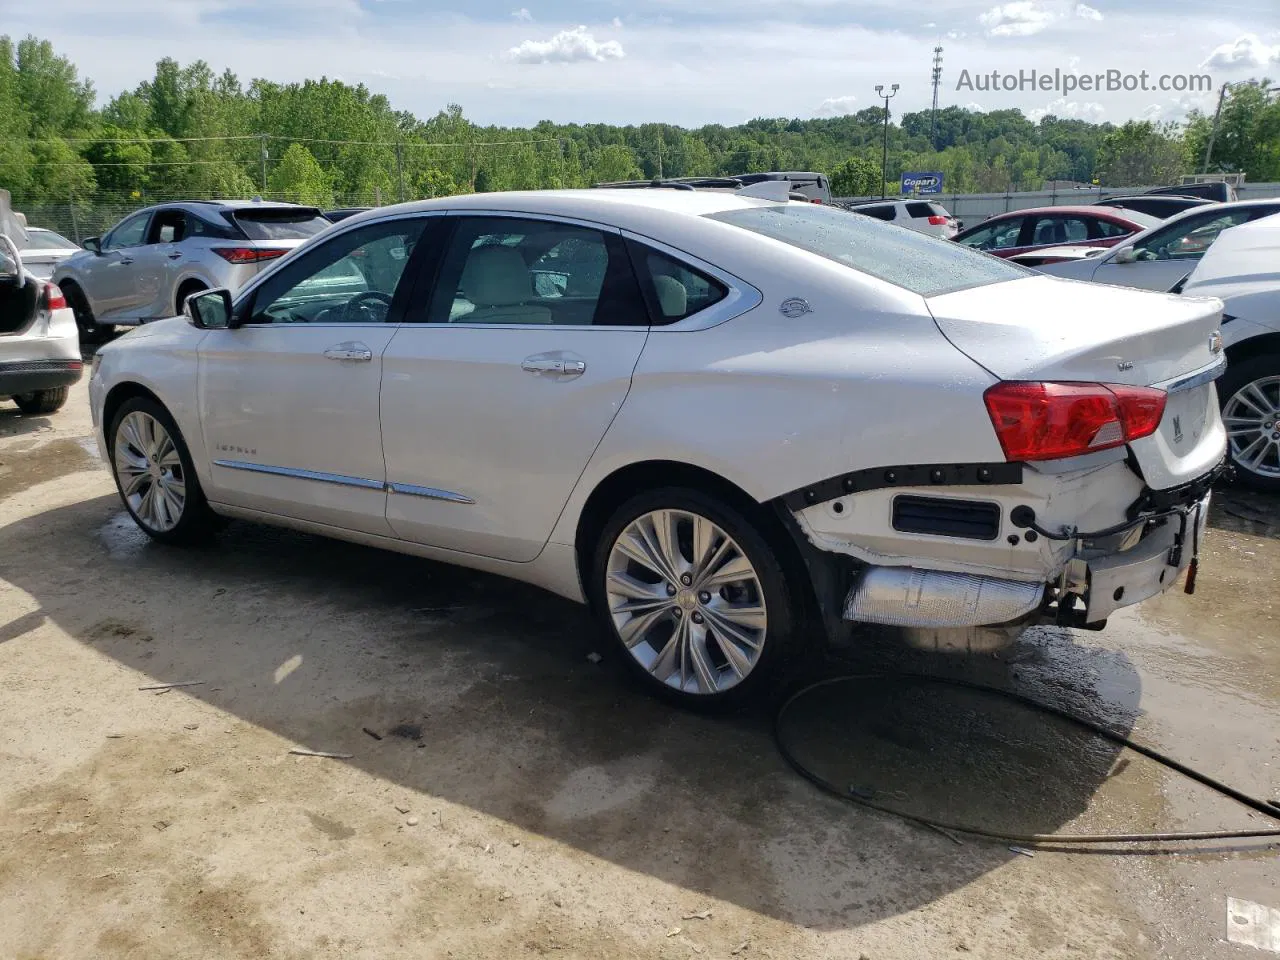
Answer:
[
  {"left": 965, "top": 101, "right": 985, "bottom": 112},
  {"left": 511, "top": 7, "right": 533, "bottom": 21},
  {"left": 505, "top": 26, "right": 625, "bottom": 64},
  {"left": 979, "top": 0, "right": 1104, "bottom": 37},
  {"left": 1028, "top": 97, "right": 1105, "bottom": 121},
  {"left": 612, "top": 16, "right": 623, "bottom": 28},
  {"left": 1202, "top": 33, "right": 1280, "bottom": 70},
  {"left": 814, "top": 94, "right": 858, "bottom": 116}
]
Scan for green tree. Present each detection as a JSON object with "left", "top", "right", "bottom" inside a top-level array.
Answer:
[
  {"left": 588, "top": 144, "right": 642, "bottom": 183},
  {"left": 1095, "top": 121, "right": 1188, "bottom": 187},
  {"left": 830, "top": 155, "right": 880, "bottom": 197},
  {"left": 269, "top": 143, "right": 333, "bottom": 205}
]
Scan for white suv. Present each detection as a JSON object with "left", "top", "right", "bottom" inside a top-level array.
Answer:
[{"left": 844, "top": 199, "right": 960, "bottom": 238}]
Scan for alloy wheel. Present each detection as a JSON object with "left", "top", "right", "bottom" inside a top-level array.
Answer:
[
  {"left": 114, "top": 411, "right": 187, "bottom": 532},
  {"left": 1223, "top": 375, "right": 1280, "bottom": 480},
  {"left": 605, "top": 509, "right": 768, "bottom": 696}
]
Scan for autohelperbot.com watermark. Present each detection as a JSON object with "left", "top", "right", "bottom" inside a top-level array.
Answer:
[{"left": 956, "top": 68, "right": 1213, "bottom": 96}]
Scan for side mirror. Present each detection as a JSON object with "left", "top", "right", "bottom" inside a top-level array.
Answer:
[
  {"left": 186, "top": 287, "right": 235, "bottom": 329},
  {"left": 1112, "top": 246, "right": 1138, "bottom": 265},
  {"left": 83, "top": 237, "right": 101, "bottom": 254}
]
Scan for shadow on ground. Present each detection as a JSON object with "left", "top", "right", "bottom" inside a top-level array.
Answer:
[{"left": 0, "top": 445, "right": 1169, "bottom": 931}]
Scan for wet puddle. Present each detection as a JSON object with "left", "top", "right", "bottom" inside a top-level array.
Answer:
[{"left": 0, "top": 437, "right": 105, "bottom": 500}]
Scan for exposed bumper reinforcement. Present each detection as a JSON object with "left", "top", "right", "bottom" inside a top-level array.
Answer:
[{"left": 843, "top": 566, "right": 1045, "bottom": 628}]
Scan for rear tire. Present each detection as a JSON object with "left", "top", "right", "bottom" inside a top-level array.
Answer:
[
  {"left": 13, "top": 387, "right": 69, "bottom": 415},
  {"left": 1219, "top": 353, "right": 1280, "bottom": 493},
  {"left": 588, "top": 487, "right": 803, "bottom": 712},
  {"left": 62, "top": 282, "right": 112, "bottom": 343},
  {"left": 175, "top": 280, "right": 206, "bottom": 316},
  {"left": 108, "top": 396, "right": 219, "bottom": 545}
]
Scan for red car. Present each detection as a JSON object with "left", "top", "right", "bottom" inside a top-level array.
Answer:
[{"left": 953, "top": 205, "right": 1161, "bottom": 259}]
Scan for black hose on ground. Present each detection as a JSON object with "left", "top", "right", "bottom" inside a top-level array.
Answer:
[{"left": 774, "top": 673, "right": 1280, "bottom": 845}]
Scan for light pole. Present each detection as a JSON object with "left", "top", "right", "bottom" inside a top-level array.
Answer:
[
  {"left": 875, "top": 83, "right": 899, "bottom": 198},
  {"left": 1201, "top": 82, "right": 1235, "bottom": 175}
]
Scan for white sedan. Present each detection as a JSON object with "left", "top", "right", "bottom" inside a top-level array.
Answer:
[{"left": 90, "top": 187, "right": 1226, "bottom": 708}]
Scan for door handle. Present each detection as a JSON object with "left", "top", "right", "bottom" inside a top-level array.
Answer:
[
  {"left": 167, "top": 252, "right": 183, "bottom": 260},
  {"left": 324, "top": 343, "right": 373, "bottom": 362},
  {"left": 117, "top": 257, "right": 134, "bottom": 266},
  {"left": 521, "top": 356, "right": 587, "bottom": 378}
]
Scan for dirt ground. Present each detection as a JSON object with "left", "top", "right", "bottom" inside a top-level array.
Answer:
[{"left": 1, "top": 377, "right": 1278, "bottom": 960}]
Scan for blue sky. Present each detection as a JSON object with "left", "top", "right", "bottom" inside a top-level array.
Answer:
[{"left": 4, "top": 0, "right": 1279, "bottom": 127}]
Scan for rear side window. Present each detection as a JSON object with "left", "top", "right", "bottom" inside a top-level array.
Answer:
[
  {"left": 424, "top": 216, "right": 649, "bottom": 327},
  {"left": 188, "top": 216, "right": 239, "bottom": 240},
  {"left": 854, "top": 204, "right": 896, "bottom": 221},
  {"left": 906, "top": 202, "right": 937, "bottom": 219},
  {"left": 629, "top": 242, "right": 728, "bottom": 324},
  {"left": 233, "top": 208, "right": 330, "bottom": 241},
  {"left": 708, "top": 204, "right": 1028, "bottom": 297}
]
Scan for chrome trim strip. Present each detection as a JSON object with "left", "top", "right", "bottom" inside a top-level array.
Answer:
[
  {"left": 387, "top": 482, "right": 476, "bottom": 504},
  {"left": 618, "top": 229, "right": 764, "bottom": 331},
  {"left": 212, "top": 459, "right": 385, "bottom": 490},
  {"left": 1156, "top": 355, "right": 1227, "bottom": 394}
]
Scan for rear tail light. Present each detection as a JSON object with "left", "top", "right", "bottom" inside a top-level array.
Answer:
[
  {"left": 212, "top": 247, "right": 288, "bottom": 264},
  {"left": 927, "top": 215, "right": 949, "bottom": 225},
  {"left": 811, "top": 198, "right": 823, "bottom": 204},
  {"left": 43, "top": 282, "right": 67, "bottom": 311},
  {"left": 983, "top": 381, "right": 1167, "bottom": 461}
]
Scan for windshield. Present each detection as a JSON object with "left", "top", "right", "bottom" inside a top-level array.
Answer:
[
  {"left": 232, "top": 208, "right": 329, "bottom": 241},
  {"left": 708, "top": 204, "right": 1029, "bottom": 296},
  {"left": 24, "top": 229, "right": 77, "bottom": 250}
]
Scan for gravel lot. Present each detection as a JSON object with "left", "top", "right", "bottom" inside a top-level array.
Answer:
[{"left": 1, "top": 377, "right": 1277, "bottom": 959}]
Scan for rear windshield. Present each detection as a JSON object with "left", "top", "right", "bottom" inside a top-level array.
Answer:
[
  {"left": 708, "top": 204, "right": 1028, "bottom": 297},
  {"left": 24, "top": 229, "right": 77, "bottom": 250},
  {"left": 232, "top": 208, "right": 330, "bottom": 241}
]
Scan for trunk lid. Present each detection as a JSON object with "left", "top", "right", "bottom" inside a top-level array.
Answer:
[
  {"left": 927, "top": 275, "right": 1222, "bottom": 387},
  {"left": 929, "top": 275, "right": 1227, "bottom": 490}
]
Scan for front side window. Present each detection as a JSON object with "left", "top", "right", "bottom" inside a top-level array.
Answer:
[
  {"left": 1132, "top": 210, "right": 1253, "bottom": 262},
  {"left": 956, "top": 217, "right": 1025, "bottom": 252},
  {"left": 424, "top": 217, "right": 648, "bottom": 326},
  {"left": 104, "top": 213, "right": 149, "bottom": 251},
  {"left": 710, "top": 204, "right": 1029, "bottom": 297},
  {"left": 248, "top": 219, "right": 426, "bottom": 325}
]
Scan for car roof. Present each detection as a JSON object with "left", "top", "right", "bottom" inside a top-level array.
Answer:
[
  {"left": 987, "top": 205, "right": 1142, "bottom": 218},
  {"left": 336, "top": 189, "right": 801, "bottom": 233}
]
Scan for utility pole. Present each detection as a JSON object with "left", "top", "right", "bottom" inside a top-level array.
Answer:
[
  {"left": 930, "top": 46, "right": 944, "bottom": 151},
  {"left": 874, "top": 83, "right": 899, "bottom": 198},
  {"left": 656, "top": 131, "right": 664, "bottom": 179},
  {"left": 1201, "top": 83, "right": 1233, "bottom": 174},
  {"left": 396, "top": 142, "right": 406, "bottom": 203},
  {"left": 258, "top": 134, "right": 269, "bottom": 193}
]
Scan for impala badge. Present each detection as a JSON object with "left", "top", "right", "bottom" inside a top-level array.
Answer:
[
  {"left": 1117, "top": 360, "right": 1134, "bottom": 372},
  {"left": 1172, "top": 416, "right": 1183, "bottom": 444},
  {"left": 779, "top": 297, "right": 812, "bottom": 319}
]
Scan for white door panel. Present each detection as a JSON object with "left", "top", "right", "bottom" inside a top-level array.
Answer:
[
  {"left": 380, "top": 326, "right": 647, "bottom": 561},
  {"left": 198, "top": 325, "right": 395, "bottom": 534}
]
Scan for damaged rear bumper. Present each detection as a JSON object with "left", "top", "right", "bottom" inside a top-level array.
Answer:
[{"left": 842, "top": 491, "right": 1212, "bottom": 631}]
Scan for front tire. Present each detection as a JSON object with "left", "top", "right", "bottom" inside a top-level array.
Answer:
[
  {"left": 589, "top": 487, "right": 801, "bottom": 711},
  {"left": 1219, "top": 354, "right": 1280, "bottom": 493},
  {"left": 13, "top": 387, "right": 69, "bottom": 415},
  {"left": 108, "top": 397, "right": 218, "bottom": 544}
]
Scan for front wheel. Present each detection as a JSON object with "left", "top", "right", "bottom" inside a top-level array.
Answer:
[
  {"left": 108, "top": 397, "right": 218, "bottom": 544},
  {"left": 1219, "top": 354, "right": 1280, "bottom": 493},
  {"left": 589, "top": 488, "right": 801, "bottom": 711},
  {"left": 13, "top": 387, "right": 69, "bottom": 415}
]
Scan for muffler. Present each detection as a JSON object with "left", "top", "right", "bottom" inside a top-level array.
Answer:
[{"left": 844, "top": 566, "right": 1045, "bottom": 629}]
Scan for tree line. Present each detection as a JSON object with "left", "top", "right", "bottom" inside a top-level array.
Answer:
[{"left": 2, "top": 33, "right": 1278, "bottom": 212}]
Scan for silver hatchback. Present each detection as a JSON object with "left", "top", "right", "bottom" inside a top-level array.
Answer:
[{"left": 53, "top": 200, "right": 331, "bottom": 340}]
